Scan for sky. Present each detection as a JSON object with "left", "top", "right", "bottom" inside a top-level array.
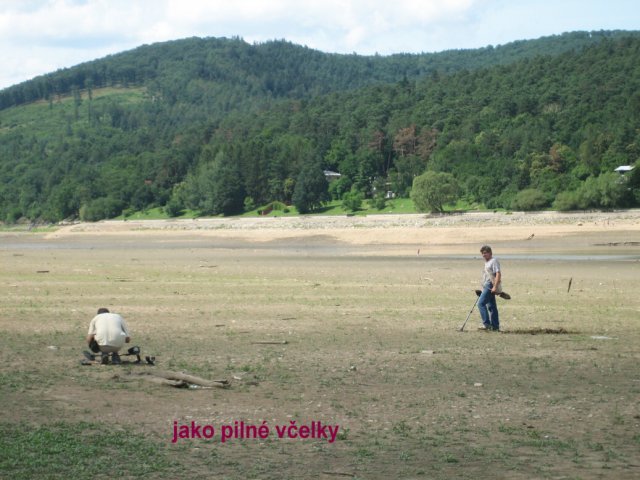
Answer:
[{"left": 1, "top": 0, "right": 639, "bottom": 90}]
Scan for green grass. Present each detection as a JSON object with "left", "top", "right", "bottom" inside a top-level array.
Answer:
[
  {"left": 120, "top": 207, "right": 176, "bottom": 220},
  {"left": 120, "top": 197, "right": 489, "bottom": 222},
  {"left": 0, "top": 421, "right": 181, "bottom": 479},
  {"left": 0, "top": 370, "right": 57, "bottom": 392},
  {"left": 182, "top": 198, "right": 424, "bottom": 220},
  {"left": 0, "top": 87, "right": 146, "bottom": 139},
  {"left": 113, "top": 206, "right": 199, "bottom": 220},
  {"left": 112, "top": 200, "right": 412, "bottom": 221},
  {"left": 108, "top": 197, "right": 466, "bottom": 221}
]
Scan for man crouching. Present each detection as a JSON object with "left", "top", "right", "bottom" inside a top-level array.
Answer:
[{"left": 86, "top": 308, "right": 131, "bottom": 365}]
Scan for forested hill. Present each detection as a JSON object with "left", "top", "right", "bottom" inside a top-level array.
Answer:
[
  {"left": 1, "top": 30, "right": 637, "bottom": 110},
  {"left": 1, "top": 31, "right": 639, "bottom": 222}
]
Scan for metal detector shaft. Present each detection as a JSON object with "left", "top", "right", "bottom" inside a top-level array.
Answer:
[{"left": 460, "top": 296, "right": 480, "bottom": 332}]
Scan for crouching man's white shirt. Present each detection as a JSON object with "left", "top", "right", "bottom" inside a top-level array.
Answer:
[{"left": 88, "top": 313, "right": 130, "bottom": 348}]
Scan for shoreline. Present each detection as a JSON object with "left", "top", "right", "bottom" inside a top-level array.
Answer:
[
  {"left": 10, "top": 210, "right": 631, "bottom": 257},
  {"left": 43, "top": 209, "right": 640, "bottom": 241}
]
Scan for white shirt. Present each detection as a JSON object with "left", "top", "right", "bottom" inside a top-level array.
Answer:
[
  {"left": 87, "top": 313, "right": 130, "bottom": 348},
  {"left": 482, "top": 257, "right": 502, "bottom": 292}
]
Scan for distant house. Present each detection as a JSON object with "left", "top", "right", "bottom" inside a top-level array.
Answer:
[
  {"left": 372, "top": 181, "right": 396, "bottom": 199},
  {"left": 614, "top": 165, "right": 635, "bottom": 185},
  {"left": 323, "top": 170, "right": 341, "bottom": 182},
  {"left": 614, "top": 165, "right": 634, "bottom": 174}
]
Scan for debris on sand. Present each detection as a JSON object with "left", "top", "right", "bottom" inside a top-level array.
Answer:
[
  {"left": 594, "top": 241, "right": 640, "bottom": 247},
  {"left": 127, "top": 370, "right": 230, "bottom": 389},
  {"left": 503, "top": 328, "right": 571, "bottom": 335}
]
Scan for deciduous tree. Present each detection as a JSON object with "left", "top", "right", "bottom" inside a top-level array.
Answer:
[{"left": 410, "top": 171, "right": 459, "bottom": 213}]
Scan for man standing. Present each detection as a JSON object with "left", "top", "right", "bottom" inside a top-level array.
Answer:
[
  {"left": 86, "top": 308, "right": 131, "bottom": 364},
  {"left": 478, "top": 245, "right": 502, "bottom": 331}
]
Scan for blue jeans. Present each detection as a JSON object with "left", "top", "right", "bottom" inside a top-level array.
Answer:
[{"left": 478, "top": 282, "right": 499, "bottom": 330}]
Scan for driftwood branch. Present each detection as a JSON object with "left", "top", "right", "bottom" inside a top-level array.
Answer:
[
  {"left": 154, "top": 370, "right": 230, "bottom": 388},
  {"left": 136, "top": 375, "right": 184, "bottom": 387},
  {"left": 128, "top": 370, "right": 230, "bottom": 389}
]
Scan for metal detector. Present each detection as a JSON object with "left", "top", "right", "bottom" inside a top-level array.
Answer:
[
  {"left": 82, "top": 346, "right": 155, "bottom": 365},
  {"left": 460, "top": 289, "right": 512, "bottom": 331},
  {"left": 459, "top": 296, "right": 480, "bottom": 332},
  {"left": 474, "top": 289, "right": 511, "bottom": 300}
]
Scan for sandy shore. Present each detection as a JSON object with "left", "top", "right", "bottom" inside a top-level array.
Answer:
[
  {"left": 44, "top": 210, "right": 640, "bottom": 252},
  {"left": 3, "top": 211, "right": 640, "bottom": 479}
]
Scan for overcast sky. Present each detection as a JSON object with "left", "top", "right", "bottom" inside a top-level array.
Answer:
[{"left": 1, "top": 0, "right": 639, "bottom": 90}]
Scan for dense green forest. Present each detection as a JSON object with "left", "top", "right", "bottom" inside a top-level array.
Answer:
[{"left": 1, "top": 31, "right": 639, "bottom": 222}]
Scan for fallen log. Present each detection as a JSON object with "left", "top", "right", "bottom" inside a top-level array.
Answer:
[
  {"left": 116, "top": 370, "right": 231, "bottom": 389},
  {"left": 136, "top": 375, "right": 186, "bottom": 387},
  {"left": 153, "top": 370, "right": 230, "bottom": 388}
]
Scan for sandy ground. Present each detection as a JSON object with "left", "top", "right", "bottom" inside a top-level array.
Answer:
[
  {"left": 44, "top": 209, "right": 640, "bottom": 256},
  {"left": 2, "top": 210, "right": 640, "bottom": 479},
  {"left": 48, "top": 210, "right": 640, "bottom": 239}
]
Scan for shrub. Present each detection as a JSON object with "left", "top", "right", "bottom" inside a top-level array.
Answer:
[
  {"left": 243, "top": 197, "right": 256, "bottom": 212},
  {"left": 342, "top": 189, "right": 364, "bottom": 212},
  {"left": 553, "top": 191, "right": 579, "bottom": 211},
  {"left": 164, "top": 198, "right": 184, "bottom": 217},
  {"left": 270, "top": 201, "right": 287, "bottom": 211},
  {"left": 79, "top": 197, "right": 124, "bottom": 221},
  {"left": 372, "top": 194, "right": 387, "bottom": 210},
  {"left": 510, "top": 189, "right": 550, "bottom": 211}
]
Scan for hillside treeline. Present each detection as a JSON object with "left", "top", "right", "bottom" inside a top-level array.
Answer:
[
  {"left": 2, "top": 31, "right": 634, "bottom": 111},
  {"left": 1, "top": 33, "right": 639, "bottom": 222}
]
